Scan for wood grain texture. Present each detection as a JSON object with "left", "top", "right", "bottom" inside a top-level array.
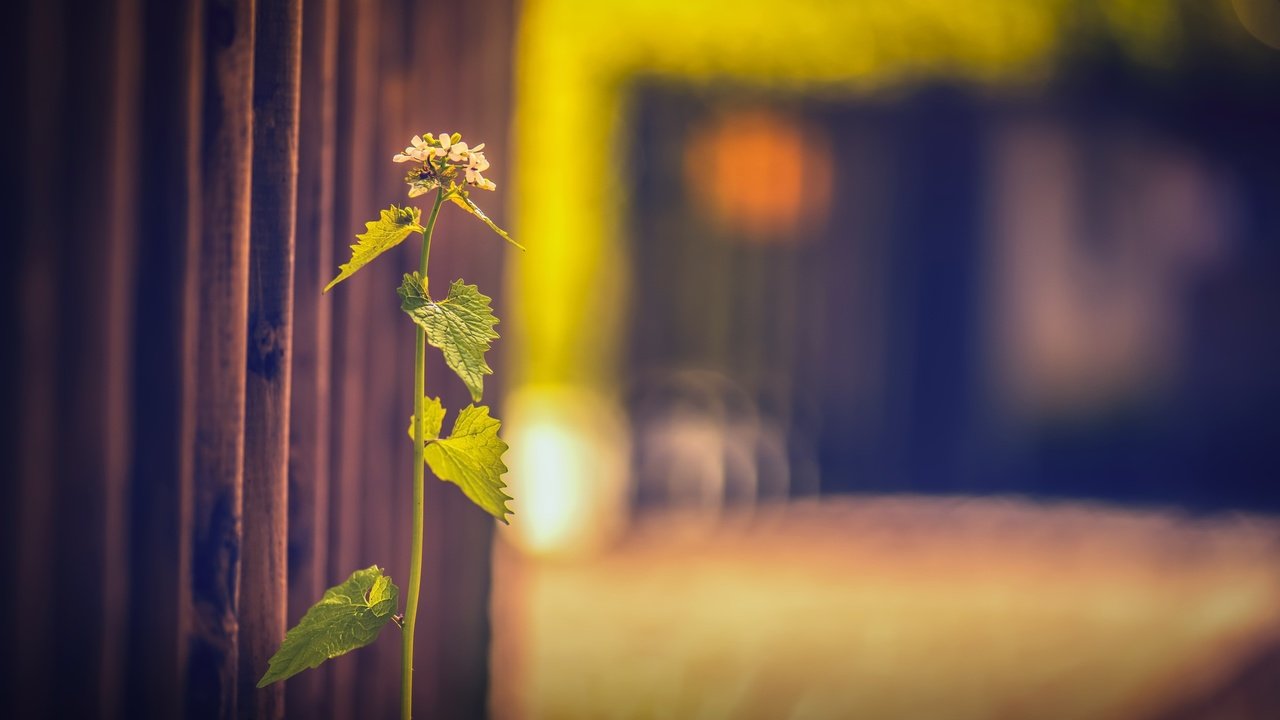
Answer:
[
  {"left": 0, "top": 0, "right": 27, "bottom": 709},
  {"left": 327, "top": 0, "right": 381, "bottom": 715},
  {"left": 286, "top": 0, "right": 338, "bottom": 714},
  {"left": 0, "top": 0, "right": 513, "bottom": 716},
  {"left": 13, "top": 0, "right": 63, "bottom": 714},
  {"left": 363, "top": 3, "right": 411, "bottom": 715},
  {"left": 240, "top": 0, "right": 302, "bottom": 717},
  {"left": 96, "top": 0, "right": 143, "bottom": 714},
  {"left": 187, "top": 0, "right": 256, "bottom": 716},
  {"left": 124, "top": 0, "right": 204, "bottom": 717}
]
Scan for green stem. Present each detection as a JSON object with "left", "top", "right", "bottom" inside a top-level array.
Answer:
[{"left": 403, "top": 188, "right": 446, "bottom": 720}]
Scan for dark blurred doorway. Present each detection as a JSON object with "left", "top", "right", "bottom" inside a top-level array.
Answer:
[{"left": 626, "top": 56, "right": 1280, "bottom": 514}]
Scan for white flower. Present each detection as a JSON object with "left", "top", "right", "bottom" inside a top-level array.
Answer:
[
  {"left": 434, "top": 131, "right": 452, "bottom": 158},
  {"left": 394, "top": 134, "right": 432, "bottom": 163},
  {"left": 466, "top": 169, "right": 496, "bottom": 191},
  {"left": 462, "top": 146, "right": 494, "bottom": 189},
  {"left": 395, "top": 132, "right": 499, "bottom": 195}
]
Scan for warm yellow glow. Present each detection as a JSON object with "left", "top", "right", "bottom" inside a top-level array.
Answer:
[{"left": 503, "top": 386, "right": 631, "bottom": 557}]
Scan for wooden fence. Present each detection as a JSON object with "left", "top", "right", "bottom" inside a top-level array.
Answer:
[{"left": 1, "top": 0, "right": 515, "bottom": 717}]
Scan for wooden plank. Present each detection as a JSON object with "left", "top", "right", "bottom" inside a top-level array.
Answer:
[
  {"left": 0, "top": 0, "right": 27, "bottom": 706},
  {"left": 12, "top": 0, "right": 63, "bottom": 714},
  {"left": 9, "top": 1, "right": 145, "bottom": 715},
  {"left": 186, "top": 0, "right": 256, "bottom": 715},
  {"left": 327, "top": 0, "right": 380, "bottom": 715},
  {"left": 97, "top": 0, "right": 143, "bottom": 714},
  {"left": 3, "top": 0, "right": 144, "bottom": 715},
  {"left": 286, "top": 0, "right": 338, "bottom": 714},
  {"left": 408, "top": 5, "right": 459, "bottom": 713},
  {"left": 124, "top": 0, "right": 205, "bottom": 716},
  {"left": 361, "top": 3, "right": 412, "bottom": 715},
  {"left": 240, "top": 0, "right": 302, "bottom": 717}
]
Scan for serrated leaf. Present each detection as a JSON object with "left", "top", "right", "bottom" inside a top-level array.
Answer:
[
  {"left": 423, "top": 404, "right": 512, "bottom": 523},
  {"left": 449, "top": 191, "right": 525, "bottom": 251},
  {"left": 397, "top": 273, "right": 499, "bottom": 402},
  {"left": 324, "top": 205, "right": 423, "bottom": 293},
  {"left": 406, "top": 396, "right": 446, "bottom": 441},
  {"left": 257, "top": 566, "right": 400, "bottom": 687}
]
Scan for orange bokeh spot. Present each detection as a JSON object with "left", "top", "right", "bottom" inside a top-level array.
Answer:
[{"left": 684, "top": 108, "right": 832, "bottom": 242}]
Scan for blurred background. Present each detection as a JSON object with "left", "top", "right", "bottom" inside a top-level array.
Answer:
[{"left": 3, "top": 0, "right": 1280, "bottom": 718}]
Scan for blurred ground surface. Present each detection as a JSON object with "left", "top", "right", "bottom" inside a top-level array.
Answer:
[{"left": 492, "top": 497, "right": 1280, "bottom": 720}]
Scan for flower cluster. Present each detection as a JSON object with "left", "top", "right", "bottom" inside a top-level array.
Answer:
[{"left": 394, "top": 131, "right": 495, "bottom": 197}]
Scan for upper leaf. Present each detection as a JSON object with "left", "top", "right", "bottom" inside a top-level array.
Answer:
[
  {"left": 397, "top": 273, "right": 500, "bottom": 402},
  {"left": 423, "top": 404, "right": 513, "bottom": 523},
  {"left": 258, "top": 566, "right": 400, "bottom": 687},
  {"left": 449, "top": 191, "right": 525, "bottom": 251},
  {"left": 324, "top": 205, "right": 423, "bottom": 293}
]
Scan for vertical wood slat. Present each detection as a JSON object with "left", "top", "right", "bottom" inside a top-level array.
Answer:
[
  {"left": 479, "top": 5, "right": 523, "bottom": 711},
  {"left": 0, "top": 0, "right": 29, "bottom": 708},
  {"left": 287, "top": 0, "right": 338, "bottom": 715},
  {"left": 408, "top": 0, "right": 516, "bottom": 715},
  {"left": 409, "top": 7, "right": 458, "bottom": 714},
  {"left": 450, "top": 3, "right": 514, "bottom": 714},
  {"left": 125, "top": 0, "right": 205, "bottom": 716},
  {"left": 98, "top": 0, "right": 144, "bottom": 715},
  {"left": 241, "top": 0, "right": 302, "bottom": 717},
  {"left": 362, "top": 2, "right": 416, "bottom": 714},
  {"left": 328, "top": 0, "right": 381, "bottom": 716},
  {"left": 55, "top": 0, "right": 114, "bottom": 705},
  {"left": 9, "top": 0, "right": 147, "bottom": 715},
  {"left": 186, "top": 0, "right": 256, "bottom": 716},
  {"left": 13, "top": 0, "right": 63, "bottom": 714},
  {"left": 51, "top": 0, "right": 132, "bottom": 712}
]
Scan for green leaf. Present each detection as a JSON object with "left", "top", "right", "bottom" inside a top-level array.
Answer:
[
  {"left": 257, "top": 566, "right": 400, "bottom": 687},
  {"left": 448, "top": 191, "right": 525, "bottom": 251},
  {"left": 406, "top": 396, "right": 446, "bottom": 441},
  {"left": 324, "top": 205, "right": 423, "bottom": 293},
  {"left": 422, "top": 404, "right": 513, "bottom": 523},
  {"left": 397, "top": 273, "right": 500, "bottom": 402}
]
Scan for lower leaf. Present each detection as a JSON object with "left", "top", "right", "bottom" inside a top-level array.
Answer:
[{"left": 257, "top": 566, "right": 400, "bottom": 687}]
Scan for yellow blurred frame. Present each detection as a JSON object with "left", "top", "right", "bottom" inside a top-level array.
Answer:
[{"left": 503, "top": 0, "right": 1182, "bottom": 554}]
